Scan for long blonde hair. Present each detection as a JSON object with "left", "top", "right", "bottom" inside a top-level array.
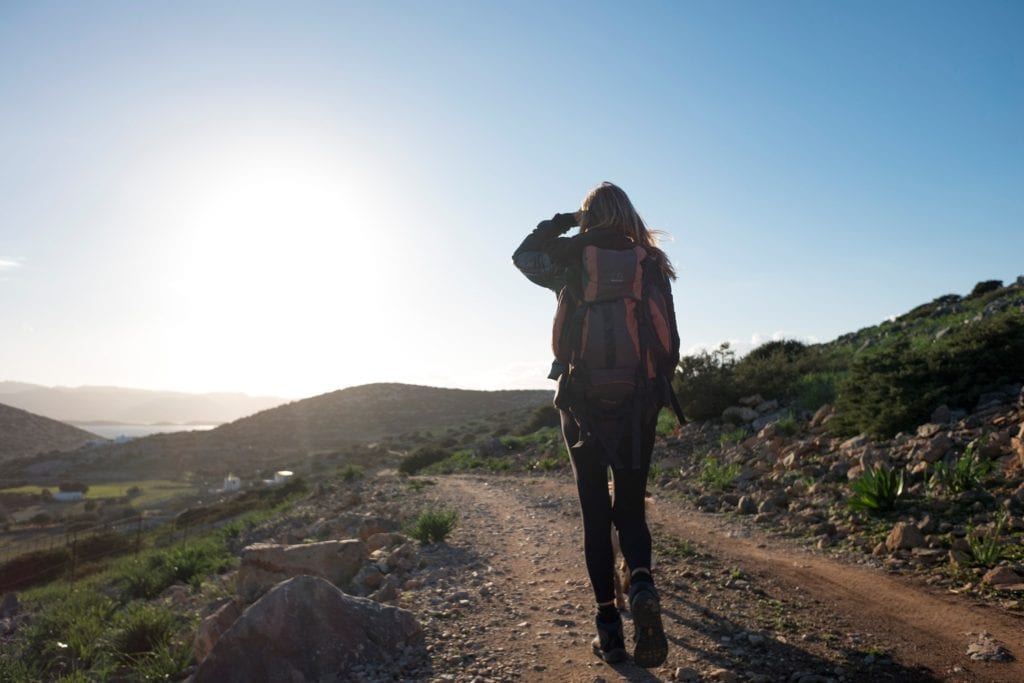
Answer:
[{"left": 578, "top": 182, "right": 676, "bottom": 280}]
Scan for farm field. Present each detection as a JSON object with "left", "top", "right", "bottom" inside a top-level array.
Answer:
[{"left": 0, "top": 479, "right": 196, "bottom": 508}]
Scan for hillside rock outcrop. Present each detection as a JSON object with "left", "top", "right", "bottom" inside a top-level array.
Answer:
[{"left": 192, "top": 575, "right": 426, "bottom": 682}]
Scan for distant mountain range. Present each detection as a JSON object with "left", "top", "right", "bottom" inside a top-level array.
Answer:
[
  {"left": 0, "top": 402, "right": 102, "bottom": 462},
  {"left": 4, "top": 383, "right": 553, "bottom": 480},
  {"left": 0, "top": 382, "right": 288, "bottom": 425}
]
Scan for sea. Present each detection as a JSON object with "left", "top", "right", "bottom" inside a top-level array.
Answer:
[{"left": 75, "top": 423, "right": 220, "bottom": 440}]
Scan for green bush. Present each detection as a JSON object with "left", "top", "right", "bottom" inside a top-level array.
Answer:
[
  {"left": 518, "top": 404, "right": 560, "bottom": 434},
  {"left": 398, "top": 446, "right": 450, "bottom": 475},
  {"left": 847, "top": 464, "right": 905, "bottom": 513},
  {"left": 733, "top": 340, "right": 809, "bottom": 400},
  {"left": 655, "top": 408, "right": 678, "bottom": 437},
  {"left": 105, "top": 602, "right": 180, "bottom": 662},
  {"left": 928, "top": 438, "right": 993, "bottom": 496},
  {"left": 719, "top": 426, "right": 749, "bottom": 447},
  {"left": 775, "top": 411, "right": 800, "bottom": 437},
  {"left": 968, "top": 280, "right": 1002, "bottom": 298},
  {"left": 832, "top": 309, "right": 1024, "bottom": 437},
  {"left": 117, "top": 537, "right": 232, "bottom": 599},
  {"left": 336, "top": 464, "right": 365, "bottom": 482},
  {"left": 795, "top": 371, "right": 839, "bottom": 411},
  {"left": 966, "top": 514, "right": 1006, "bottom": 567},
  {"left": 531, "top": 456, "right": 563, "bottom": 472},
  {"left": 408, "top": 507, "right": 458, "bottom": 544},
  {"left": 699, "top": 456, "right": 741, "bottom": 491},
  {"left": 16, "top": 586, "right": 115, "bottom": 677},
  {"left": 674, "top": 343, "right": 740, "bottom": 420}
]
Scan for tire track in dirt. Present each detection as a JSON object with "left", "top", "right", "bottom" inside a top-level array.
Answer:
[{"left": 429, "top": 475, "right": 1023, "bottom": 682}]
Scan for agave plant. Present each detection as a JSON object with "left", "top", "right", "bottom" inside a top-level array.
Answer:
[
  {"left": 848, "top": 463, "right": 905, "bottom": 513},
  {"left": 928, "top": 437, "right": 993, "bottom": 497}
]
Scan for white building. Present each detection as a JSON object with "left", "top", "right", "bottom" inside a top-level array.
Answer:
[
  {"left": 273, "top": 470, "right": 293, "bottom": 484},
  {"left": 53, "top": 491, "right": 84, "bottom": 502},
  {"left": 223, "top": 474, "right": 241, "bottom": 492}
]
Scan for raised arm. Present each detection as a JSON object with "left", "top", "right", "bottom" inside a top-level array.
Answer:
[{"left": 511, "top": 213, "right": 578, "bottom": 293}]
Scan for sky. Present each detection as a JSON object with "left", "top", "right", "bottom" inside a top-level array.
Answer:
[{"left": 1, "top": 1, "right": 1022, "bottom": 400}]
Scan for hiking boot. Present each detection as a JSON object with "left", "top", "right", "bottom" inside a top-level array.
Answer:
[
  {"left": 629, "top": 581, "right": 667, "bottom": 668},
  {"left": 591, "top": 613, "right": 627, "bottom": 663}
]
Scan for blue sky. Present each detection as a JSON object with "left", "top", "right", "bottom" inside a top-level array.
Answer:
[{"left": 1, "top": 1, "right": 1021, "bottom": 399}]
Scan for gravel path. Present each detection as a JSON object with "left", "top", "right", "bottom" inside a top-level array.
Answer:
[{"left": 410, "top": 474, "right": 1024, "bottom": 683}]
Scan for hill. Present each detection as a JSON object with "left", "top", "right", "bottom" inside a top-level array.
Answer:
[
  {"left": 7, "top": 383, "right": 551, "bottom": 480},
  {"left": 0, "top": 382, "right": 287, "bottom": 425},
  {"left": 674, "top": 276, "right": 1024, "bottom": 437},
  {"left": 0, "top": 402, "right": 103, "bottom": 462}
]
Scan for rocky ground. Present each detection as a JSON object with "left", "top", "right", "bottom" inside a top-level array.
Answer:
[
  {"left": 17, "top": 386, "right": 1020, "bottom": 682},
  {"left": 404, "top": 474, "right": 1023, "bottom": 683},
  {"left": 180, "top": 461, "right": 1023, "bottom": 682}
]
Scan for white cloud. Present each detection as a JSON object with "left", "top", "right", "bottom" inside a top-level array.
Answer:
[{"left": 0, "top": 257, "right": 22, "bottom": 271}]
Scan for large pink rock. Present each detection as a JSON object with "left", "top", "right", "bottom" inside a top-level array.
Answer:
[
  {"left": 236, "top": 539, "right": 366, "bottom": 601},
  {"left": 193, "top": 575, "right": 425, "bottom": 682}
]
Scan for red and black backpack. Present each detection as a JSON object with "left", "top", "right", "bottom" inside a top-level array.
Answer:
[{"left": 552, "top": 244, "right": 684, "bottom": 422}]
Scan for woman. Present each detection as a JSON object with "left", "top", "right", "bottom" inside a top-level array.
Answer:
[{"left": 512, "top": 182, "right": 679, "bottom": 667}]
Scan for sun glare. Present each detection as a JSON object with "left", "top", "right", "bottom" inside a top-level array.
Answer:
[{"left": 162, "top": 153, "right": 393, "bottom": 395}]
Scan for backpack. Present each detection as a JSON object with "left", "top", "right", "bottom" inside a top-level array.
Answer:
[{"left": 552, "top": 244, "right": 685, "bottom": 423}]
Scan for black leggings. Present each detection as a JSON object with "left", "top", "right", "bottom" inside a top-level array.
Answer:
[{"left": 561, "top": 408, "right": 657, "bottom": 605}]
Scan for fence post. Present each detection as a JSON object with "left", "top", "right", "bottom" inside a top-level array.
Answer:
[{"left": 68, "top": 534, "right": 77, "bottom": 585}]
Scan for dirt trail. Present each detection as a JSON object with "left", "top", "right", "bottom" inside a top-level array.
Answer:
[{"left": 420, "top": 475, "right": 1024, "bottom": 683}]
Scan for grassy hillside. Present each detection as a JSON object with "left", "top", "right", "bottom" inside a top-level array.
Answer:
[
  {"left": 0, "top": 403, "right": 102, "bottom": 462},
  {"left": 674, "top": 277, "right": 1024, "bottom": 437},
  {"left": 3, "top": 384, "right": 552, "bottom": 480}
]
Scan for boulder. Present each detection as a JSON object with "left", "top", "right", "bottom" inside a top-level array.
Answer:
[
  {"left": 350, "top": 564, "right": 384, "bottom": 595},
  {"left": 913, "top": 433, "right": 953, "bottom": 463},
  {"left": 982, "top": 566, "right": 1024, "bottom": 588},
  {"left": 736, "top": 496, "right": 758, "bottom": 515},
  {"left": 723, "top": 406, "right": 758, "bottom": 424},
  {"left": 379, "top": 542, "right": 418, "bottom": 574},
  {"left": 194, "top": 600, "right": 244, "bottom": 664},
  {"left": 886, "top": 522, "right": 925, "bottom": 551},
  {"left": 237, "top": 539, "right": 367, "bottom": 601},
  {"left": 366, "top": 531, "right": 407, "bottom": 552},
  {"left": 193, "top": 576, "right": 426, "bottom": 683},
  {"left": 840, "top": 433, "right": 870, "bottom": 452}
]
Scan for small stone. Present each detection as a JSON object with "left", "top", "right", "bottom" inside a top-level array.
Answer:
[
  {"left": 737, "top": 496, "right": 758, "bottom": 515},
  {"left": 709, "top": 667, "right": 738, "bottom": 682},
  {"left": 967, "top": 632, "right": 1014, "bottom": 662},
  {"left": 675, "top": 667, "right": 701, "bottom": 682},
  {"left": 885, "top": 522, "right": 925, "bottom": 551},
  {"left": 983, "top": 566, "right": 1024, "bottom": 587}
]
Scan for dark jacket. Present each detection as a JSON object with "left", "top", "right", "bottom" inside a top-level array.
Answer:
[
  {"left": 512, "top": 214, "right": 681, "bottom": 362},
  {"left": 513, "top": 214, "right": 684, "bottom": 466}
]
